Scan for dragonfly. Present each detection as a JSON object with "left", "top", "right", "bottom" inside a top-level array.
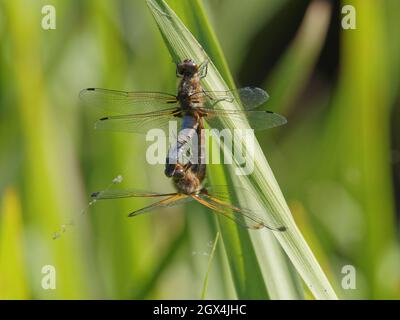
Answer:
[
  {"left": 91, "top": 116, "right": 286, "bottom": 232},
  {"left": 79, "top": 59, "right": 287, "bottom": 135},
  {"left": 91, "top": 165, "right": 286, "bottom": 232},
  {"left": 81, "top": 59, "right": 287, "bottom": 177}
]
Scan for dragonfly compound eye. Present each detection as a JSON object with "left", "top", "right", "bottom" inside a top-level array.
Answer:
[
  {"left": 177, "top": 60, "right": 197, "bottom": 76},
  {"left": 164, "top": 162, "right": 176, "bottom": 177}
]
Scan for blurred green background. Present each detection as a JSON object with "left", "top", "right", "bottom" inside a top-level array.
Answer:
[{"left": 0, "top": 0, "right": 399, "bottom": 299}]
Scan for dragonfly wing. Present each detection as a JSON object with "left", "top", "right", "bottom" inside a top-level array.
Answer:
[
  {"left": 195, "top": 87, "right": 269, "bottom": 110},
  {"left": 94, "top": 108, "right": 183, "bottom": 134},
  {"left": 91, "top": 189, "right": 175, "bottom": 200},
  {"left": 194, "top": 186, "right": 286, "bottom": 231},
  {"left": 128, "top": 194, "right": 192, "bottom": 217},
  {"left": 203, "top": 109, "right": 287, "bottom": 131},
  {"left": 80, "top": 88, "right": 179, "bottom": 114},
  {"left": 91, "top": 189, "right": 193, "bottom": 218}
]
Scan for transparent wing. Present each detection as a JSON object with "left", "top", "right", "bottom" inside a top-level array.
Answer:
[
  {"left": 80, "top": 88, "right": 178, "bottom": 114},
  {"left": 91, "top": 189, "right": 175, "bottom": 200},
  {"left": 194, "top": 186, "right": 286, "bottom": 231},
  {"left": 94, "top": 109, "right": 183, "bottom": 134},
  {"left": 190, "top": 87, "right": 286, "bottom": 131},
  {"left": 194, "top": 87, "right": 269, "bottom": 110},
  {"left": 128, "top": 194, "right": 193, "bottom": 217},
  {"left": 203, "top": 109, "right": 287, "bottom": 131},
  {"left": 91, "top": 189, "right": 193, "bottom": 217}
]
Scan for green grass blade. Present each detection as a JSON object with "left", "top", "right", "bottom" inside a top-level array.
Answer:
[
  {"left": 0, "top": 189, "right": 29, "bottom": 299},
  {"left": 152, "top": 0, "right": 272, "bottom": 299},
  {"left": 149, "top": 0, "right": 300, "bottom": 299},
  {"left": 166, "top": 0, "right": 234, "bottom": 86},
  {"left": 200, "top": 231, "right": 220, "bottom": 299},
  {"left": 146, "top": 0, "right": 337, "bottom": 299}
]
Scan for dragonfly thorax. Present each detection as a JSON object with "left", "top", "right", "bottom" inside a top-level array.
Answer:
[{"left": 177, "top": 73, "right": 203, "bottom": 109}]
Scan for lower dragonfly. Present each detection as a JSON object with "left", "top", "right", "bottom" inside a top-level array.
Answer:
[{"left": 91, "top": 117, "right": 286, "bottom": 232}]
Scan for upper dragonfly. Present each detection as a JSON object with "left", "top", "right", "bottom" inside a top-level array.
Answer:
[{"left": 79, "top": 59, "right": 287, "bottom": 134}]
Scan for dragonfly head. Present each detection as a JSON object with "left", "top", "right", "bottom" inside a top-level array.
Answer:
[{"left": 176, "top": 59, "right": 198, "bottom": 77}]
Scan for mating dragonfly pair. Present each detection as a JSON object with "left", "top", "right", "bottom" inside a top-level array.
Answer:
[{"left": 81, "top": 59, "right": 287, "bottom": 231}]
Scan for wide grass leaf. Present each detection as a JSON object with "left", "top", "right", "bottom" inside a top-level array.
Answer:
[{"left": 147, "top": 0, "right": 337, "bottom": 299}]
